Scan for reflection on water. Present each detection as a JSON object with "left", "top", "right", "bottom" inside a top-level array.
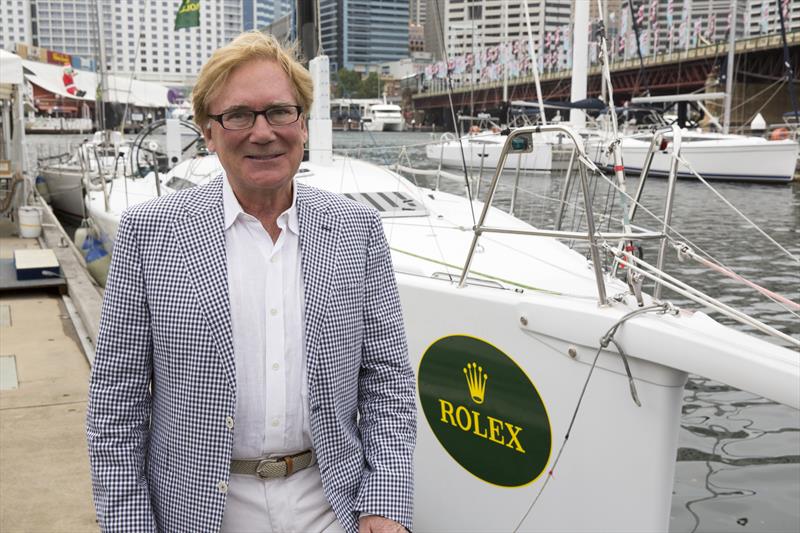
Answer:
[
  {"left": 30, "top": 130, "right": 800, "bottom": 533},
  {"left": 674, "top": 376, "right": 799, "bottom": 533}
]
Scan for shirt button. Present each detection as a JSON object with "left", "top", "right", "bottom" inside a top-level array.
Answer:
[
  {"left": 225, "top": 416, "right": 234, "bottom": 430},
  {"left": 271, "top": 418, "right": 280, "bottom": 427},
  {"left": 272, "top": 362, "right": 280, "bottom": 371},
  {"left": 270, "top": 308, "right": 278, "bottom": 316},
  {"left": 270, "top": 256, "right": 278, "bottom": 263},
  {"left": 217, "top": 481, "right": 228, "bottom": 494}
]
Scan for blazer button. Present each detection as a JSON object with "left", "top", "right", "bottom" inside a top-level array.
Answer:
[
  {"left": 311, "top": 404, "right": 321, "bottom": 413},
  {"left": 217, "top": 481, "right": 228, "bottom": 494},
  {"left": 225, "top": 416, "right": 234, "bottom": 430}
]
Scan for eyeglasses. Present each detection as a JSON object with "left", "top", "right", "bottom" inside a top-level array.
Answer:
[{"left": 208, "top": 105, "right": 303, "bottom": 130}]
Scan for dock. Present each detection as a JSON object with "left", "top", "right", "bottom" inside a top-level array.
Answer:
[{"left": 0, "top": 204, "right": 101, "bottom": 532}]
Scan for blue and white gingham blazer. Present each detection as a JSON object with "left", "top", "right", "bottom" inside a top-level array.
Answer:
[{"left": 86, "top": 176, "right": 416, "bottom": 533}]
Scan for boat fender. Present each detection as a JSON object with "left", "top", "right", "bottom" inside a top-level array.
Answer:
[
  {"left": 35, "top": 176, "right": 51, "bottom": 202},
  {"left": 770, "top": 127, "right": 789, "bottom": 141},
  {"left": 84, "top": 236, "right": 111, "bottom": 288},
  {"left": 74, "top": 226, "right": 90, "bottom": 253}
]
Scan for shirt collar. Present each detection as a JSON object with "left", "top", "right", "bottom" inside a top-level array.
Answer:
[{"left": 222, "top": 176, "right": 299, "bottom": 235}]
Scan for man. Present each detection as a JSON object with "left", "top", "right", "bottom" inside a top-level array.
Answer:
[{"left": 87, "top": 31, "right": 416, "bottom": 533}]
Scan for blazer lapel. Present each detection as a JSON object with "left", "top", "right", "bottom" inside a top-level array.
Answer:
[
  {"left": 297, "top": 183, "right": 341, "bottom": 384},
  {"left": 172, "top": 176, "right": 236, "bottom": 393}
]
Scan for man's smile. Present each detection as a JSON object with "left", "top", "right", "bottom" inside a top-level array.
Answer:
[{"left": 245, "top": 153, "right": 282, "bottom": 161}]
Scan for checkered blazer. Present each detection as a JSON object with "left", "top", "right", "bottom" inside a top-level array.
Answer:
[{"left": 86, "top": 176, "right": 416, "bottom": 533}]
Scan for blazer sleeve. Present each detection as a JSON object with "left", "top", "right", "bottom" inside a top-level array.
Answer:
[
  {"left": 86, "top": 210, "right": 157, "bottom": 532},
  {"left": 354, "top": 211, "right": 417, "bottom": 530}
]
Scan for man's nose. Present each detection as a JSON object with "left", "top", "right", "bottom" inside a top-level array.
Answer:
[{"left": 249, "top": 113, "right": 276, "bottom": 140}]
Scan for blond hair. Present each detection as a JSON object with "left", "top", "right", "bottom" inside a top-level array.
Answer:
[{"left": 192, "top": 31, "right": 314, "bottom": 128}]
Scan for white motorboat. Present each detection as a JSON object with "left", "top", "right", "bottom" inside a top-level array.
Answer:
[
  {"left": 591, "top": 130, "right": 799, "bottom": 183},
  {"left": 361, "top": 102, "right": 405, "bottom": 132}
]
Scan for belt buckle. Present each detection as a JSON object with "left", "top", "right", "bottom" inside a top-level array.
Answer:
[{"left": 255, "top": 457, "right": 279, "bottom": 479}]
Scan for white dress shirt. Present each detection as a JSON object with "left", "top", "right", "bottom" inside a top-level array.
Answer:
[{"left": 220, "top": 176, "right": 340, "bottom": 532}]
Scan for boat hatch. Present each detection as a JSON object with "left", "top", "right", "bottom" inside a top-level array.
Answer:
[{"left": 343, "top": 191, "right": 428, "bottom": 218}]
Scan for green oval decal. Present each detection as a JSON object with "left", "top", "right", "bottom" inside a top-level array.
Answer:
[{"left": 418, "top": 335, "right": 552, "bottom": 487}]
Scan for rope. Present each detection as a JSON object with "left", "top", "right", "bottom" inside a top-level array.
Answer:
[
  {"left": 607, "top": 244, "right": 800, "bottom": 347},
  {"left": 674, "top": 154, "right": 799, "bottom": 263},
  {"left": 673, "top": 242, "right": 800, "bottom": 315}
]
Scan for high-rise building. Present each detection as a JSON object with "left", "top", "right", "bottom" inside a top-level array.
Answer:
[
  {"left": 410, "top": 0, "right": 426, "bottom": 25},
  {"left": 243, "top": 0, "right": 292, "bottom": 32},
  {"left": 746, "top": 0, "right": 800, "bottom": 35},
  {"left": 605, "top": 0, "right": 795, "bottom": 52},
  {"left": 0, "top": 0, "right": 32, "bottom": 53},
  {"left": 423, "top": 0, "right": 445, "bottom": 60},
  {"left": 319, "top": 0, "right": 410, "bottom": 71},
  {"left": 443, "top": 0, "right": 572, "bottom": 67},
  {"left": 6, "top": 0, "right": 244, "bottom": 85}
]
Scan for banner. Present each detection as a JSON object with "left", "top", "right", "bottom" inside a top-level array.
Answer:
[{"left": 175, "top": 0, "right": 200, "bottom": 30}]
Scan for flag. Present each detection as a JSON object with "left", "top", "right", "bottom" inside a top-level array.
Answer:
[{"left": 175, "top": 0, "right": 200, "bottom": 30}]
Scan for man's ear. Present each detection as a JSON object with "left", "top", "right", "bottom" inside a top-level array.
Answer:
[{"left": 202, "top": 123, "right": 216, "bottom": 152}]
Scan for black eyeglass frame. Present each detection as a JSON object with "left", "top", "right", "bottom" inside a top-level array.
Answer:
[{"left": 207, "top": 105, "right": 304, "bottom": 130}]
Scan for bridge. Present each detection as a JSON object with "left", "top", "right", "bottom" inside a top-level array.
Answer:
[{"left": 412, "top": 32, "right": 800, "bottom": 129}]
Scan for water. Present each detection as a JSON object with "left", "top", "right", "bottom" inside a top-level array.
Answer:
[{"left": 29, "top": 130, "right": 800, "bottom": 532}]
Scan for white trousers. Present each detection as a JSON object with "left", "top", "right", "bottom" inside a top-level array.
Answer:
[{"left": 220, "top": 464, "right": 344, "bottom": 533}]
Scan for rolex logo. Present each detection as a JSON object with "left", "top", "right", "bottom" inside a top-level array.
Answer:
[{"left": 463, "top": 362, "right": 488, "bottom": 404}]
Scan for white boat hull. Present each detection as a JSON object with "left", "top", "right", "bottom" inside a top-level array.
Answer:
[
  {"left": 362, "top": 118, "right": 405, "bottom": 132},
  {"left": 426, "top": 134, "right": 554, "bottom": 171},
  {"left": 596, "top": 135, "right": 799, "bottom": 183},
  {"left": 38, "top": 166, "right": 87, "bottom": 217}
]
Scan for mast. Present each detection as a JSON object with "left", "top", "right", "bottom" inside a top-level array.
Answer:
[
  {"left": 722, "top": 0, "right": 737, "bottom": 134},
  {"left": 94, "top": 0, "right": 109, "bottom": 132},
  {"left": 570, "top": 0, "right": 589, "bottom": 128},
  {"left": 522, "top": 2, "right": 547, "bottom": 125},
  {"left": 502, "top": 0, "right": 508, "bottom": 104}
]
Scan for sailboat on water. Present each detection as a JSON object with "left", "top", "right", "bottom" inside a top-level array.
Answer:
[{"left": 85, "top": 1, "right": 799, "bottom": 530}]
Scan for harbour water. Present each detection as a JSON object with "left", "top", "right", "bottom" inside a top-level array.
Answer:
[{"left": 28, "top": 130, "right": 799, "bottom": 532}]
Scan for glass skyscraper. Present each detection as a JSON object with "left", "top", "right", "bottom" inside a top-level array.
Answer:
[{"left": 319, "top": 0, "right": 410, "bottom": 71}]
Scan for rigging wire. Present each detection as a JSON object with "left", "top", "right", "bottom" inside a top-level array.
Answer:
[{"left": 433, "top": 0, "right": 477, "bottom": 226}]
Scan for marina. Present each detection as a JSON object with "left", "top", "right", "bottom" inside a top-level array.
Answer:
[
  {"left": 1, "top": 0, "right": 799, "bottom": 531},
  {"left": 1, "top": 128, "right": 796, "bottom": 532}
]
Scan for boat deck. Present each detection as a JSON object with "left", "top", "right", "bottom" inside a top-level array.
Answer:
[{"left": 0, "top": 216, "right": 100, "bottom": 532}]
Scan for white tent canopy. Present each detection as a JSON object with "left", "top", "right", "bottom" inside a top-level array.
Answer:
[
  {"left": 1, "top": 49, "right": 24, "bottom": 100},
  {"left": 22, "top": 59, "right": 170, "bottom": 108}
]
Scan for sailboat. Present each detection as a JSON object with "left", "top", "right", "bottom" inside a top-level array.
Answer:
[{"left": 84, "top": 2, "right": 799, "bottom": 530}]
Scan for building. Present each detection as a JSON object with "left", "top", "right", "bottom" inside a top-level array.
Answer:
[
  {"left": 443, "top": 0, "right": 572, "bottom": 80},
  {"left": 410, "top": 22, "right": 425, "bottom": 53},
  {"left": 611, "top": 0, "right": 797, "bottom": 60},
  {"left": 319, "top": 0, "right": 410, "bottom": 71},
  {"left": 746, "top": 0, "right": 800, "bottom": 35},
  {"left": 242, "top": 0, "right": 292, "bottom": 32},
  {"left": 0, "top": 0, "right": 32, "bottom": 54},
  {"left": 3, "top": 0, "right": 244, "bottom": 85},
  {"left": 423, "top": 0, "right": 445, "bottom": 60}
]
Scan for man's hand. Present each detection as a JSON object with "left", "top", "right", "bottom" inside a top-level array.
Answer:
[{"left": 358, "top": 515, "right": 408, "bottom": 533}]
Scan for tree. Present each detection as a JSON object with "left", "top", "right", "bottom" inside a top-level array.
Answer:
[
  {"left": 358, "top": 73, "right": 381, "bottom": 99},
  {"left": 335, "top": 68, "right": 361, "bottom": 98}
]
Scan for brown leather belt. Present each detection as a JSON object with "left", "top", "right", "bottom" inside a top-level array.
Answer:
[{"left": 230, "top": 450, "right": 313, "bottom": 479}]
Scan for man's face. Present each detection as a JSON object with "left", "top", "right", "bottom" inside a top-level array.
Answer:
[{"left": 203, "top": 58, "right": 308, "bottom": 199}]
